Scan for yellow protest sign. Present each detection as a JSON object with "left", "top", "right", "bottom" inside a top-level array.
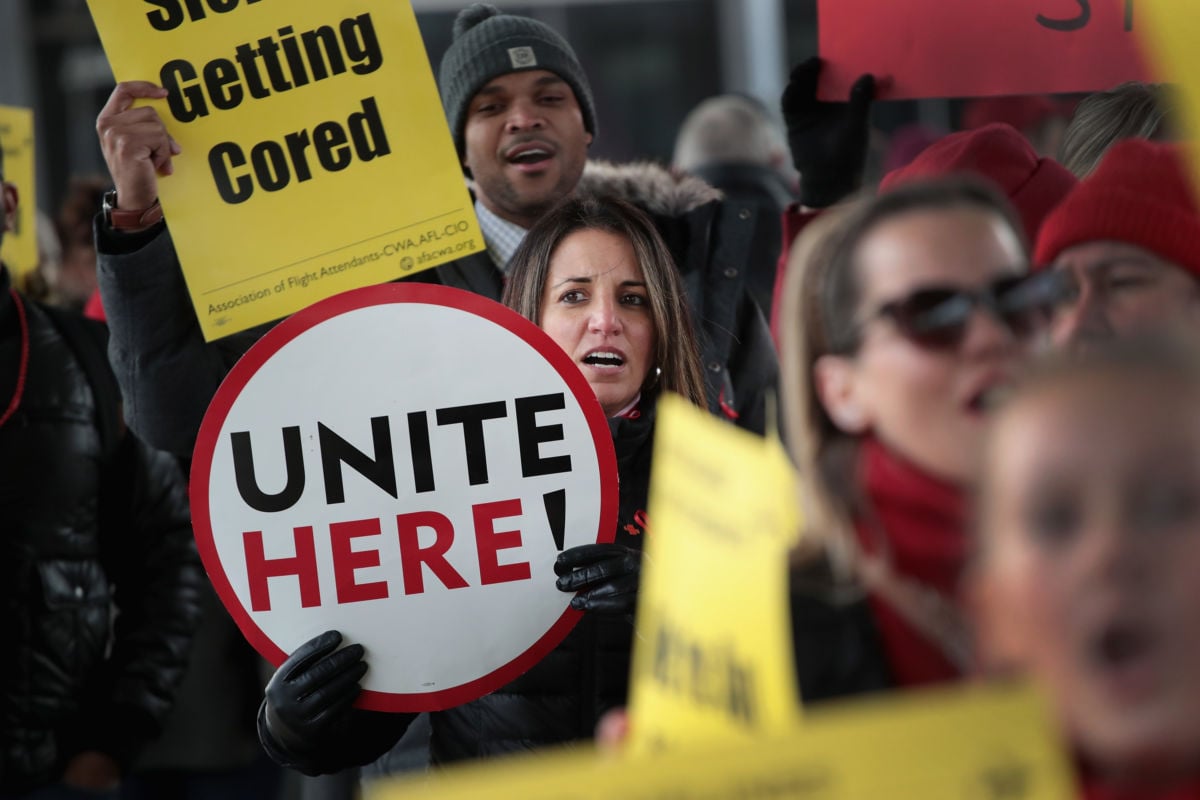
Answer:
[
  {"left": 366, "top": 681, "right": 1076, "bottom": 800},
  {"left": 1140, "top": 0, "right": 1200, "bottom": 189},
  {"left": 85, "top": 0, "right": 484, "bottom": 340},
  {"left": 626, "top": 393, "right": 803, "bottom": 754},
  {"left": 0, "top": 106, "right": 37, "bottom": 279}
]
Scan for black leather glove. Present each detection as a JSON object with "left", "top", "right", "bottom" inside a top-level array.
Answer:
[
  {"left": 262, "top": 630, "right": 367, "bottom": 756},
  {"left": 781, "top": 57, "right": 876, "bottom": 208},
  {"left": 555, "top": 543, "right": 641, "bottom": 615}
]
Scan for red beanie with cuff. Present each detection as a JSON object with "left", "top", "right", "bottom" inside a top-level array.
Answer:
[
  {"left": 880, "top": 123, "right": 1076, "bottom": 243},
  {"left": 1033, "top": 138, "right": 1200, "bottom": 274}
]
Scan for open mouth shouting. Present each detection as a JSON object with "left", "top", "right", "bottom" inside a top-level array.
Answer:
[
  {"left": 1081, "top": 613, "right": 1165, "bottom": 706},
  {"left": 581, "top": 347, "right": 627, "bottom": 373},
  {"left": 505, "top": 140, "right": 556, "bottom": 173}
]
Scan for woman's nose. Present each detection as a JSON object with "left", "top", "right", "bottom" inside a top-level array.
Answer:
[{"left": 588, "top": 299, "right": 622, "bottom": 334}]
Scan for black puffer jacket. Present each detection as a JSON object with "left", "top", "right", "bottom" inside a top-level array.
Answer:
[
  {"left": 0, "top": 276, "right": 204, "bottom": 793},
  {"left": 259, "top": 401, "right": 656, "bottom": 773}
]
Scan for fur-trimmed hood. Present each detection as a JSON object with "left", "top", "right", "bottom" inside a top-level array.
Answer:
[{"left": 577, "top": 160, "right": 722, "bottom": 218}]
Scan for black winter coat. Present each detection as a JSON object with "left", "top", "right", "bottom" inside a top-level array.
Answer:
[
  {"left": 0, "top": 275, "right": 204, "bottom": 793},
  {"left": 688, "top": 162, "right": 795, "bottom": 320},
  {"left": 259, "top": 402, "right": 656, "bottom": 774},
  {"left": 788, "top": 562, "right": 894, "bottom": 704}
]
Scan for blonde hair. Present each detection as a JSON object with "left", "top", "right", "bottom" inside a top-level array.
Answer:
[
  {"left": 1059, "top": 81, "right": 1176, "bottom": 178},
  {"left": 779, "top": 203, "right": 863, "bottom": 570}
]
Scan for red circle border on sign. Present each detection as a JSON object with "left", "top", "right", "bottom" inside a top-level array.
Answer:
[{"left": 190, "top": 282, "right": 620, "bottom": 713}]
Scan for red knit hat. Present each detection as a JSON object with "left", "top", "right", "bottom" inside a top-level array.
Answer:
[
  {"left": 1033, "top": 139, "right": 1200, "bottom": 274},
  {"left": 879, "top": 123, "right": 1077, "bottom": 242}
]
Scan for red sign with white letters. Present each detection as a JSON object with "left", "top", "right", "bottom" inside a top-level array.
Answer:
[
  {"left": 817, "top": 0, "right": 1151, "bottom": 100},
  {"left": 191, "top": 283, "right": 618, "bottom": 712}
]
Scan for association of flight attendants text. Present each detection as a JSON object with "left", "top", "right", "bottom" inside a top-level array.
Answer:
[
  {"left": 143, "top": 0, "right": 395, "bottom": 204},
  {"left": 206, "top": 220, "right": 474, "bottom": 313}
]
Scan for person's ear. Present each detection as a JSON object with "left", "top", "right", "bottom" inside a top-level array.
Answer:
[
  {"left": 584, "top": 131, "right": 593, "bottom": 148},
  {"left": 1, "top": 182, "right": 18, "bottom": 234},
  {"left": 813, "top": 353, "right": 870, "bottom": 434}
]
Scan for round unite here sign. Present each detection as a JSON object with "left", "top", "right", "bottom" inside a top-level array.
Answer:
[{"left": 191, "top": 283, "right": 619, "bottom": 712}]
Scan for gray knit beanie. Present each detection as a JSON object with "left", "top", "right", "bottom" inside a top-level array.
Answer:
[{"left": 438, "top": 3, "right": 597, "bottom": 155}]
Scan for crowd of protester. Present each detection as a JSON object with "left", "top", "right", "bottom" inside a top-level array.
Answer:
[{"left": 2, "top": 1, "right": 1198, "bottom": 798}]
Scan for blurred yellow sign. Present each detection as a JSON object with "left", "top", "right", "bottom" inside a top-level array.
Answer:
[
  {"left": 0, "top": 106, "right": 37, "bottom": 279},
  {"left": 627, "top": 393, "right": 802, "bottom": 753},
  {"left": 1140, "top": 0, "right": 1200, "bottom": 192},
  {"left": 367, "top": 682, "right": 1075, "bottom": 800},
  {"left": 85, "top": 0, "right": 483, "bottom": 340}
]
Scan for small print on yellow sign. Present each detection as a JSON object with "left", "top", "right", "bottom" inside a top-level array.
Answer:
[
  {"left": 0, "top": 106, "right": 37, "bottom": 279},
  {"left": 85, "top": 0, "right": 484, "bottom": 340},
  {"left": 626, "top": 394, "right": 803, "bottom": 754},
  {"left": 365, "top": 682, "right": 1076, "bottom": 800}
]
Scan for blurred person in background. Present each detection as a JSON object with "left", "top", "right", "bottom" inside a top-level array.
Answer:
[
  {"left": 7, "top": 211, "right": 62, "bottom": 304},
  {"left": 776, "top": 177, "right": 1061, "bottom": 694},
  {"left": 1034, "top": 139, "right": 1200, "bottom": 351},
  {"left": 673, "top": 93, "right": 796, "bottom": 316},
  {"left": 0, "top": 138, "right": 203, "bottom": 800},
  {"left": 50, "top": 175, "right": 106, "bottom": 313},
  {"left": 972, "top": 339, "right": 1200, "bottom": 798}
]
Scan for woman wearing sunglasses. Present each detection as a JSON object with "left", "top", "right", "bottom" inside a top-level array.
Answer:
[{"left": 778, "top": 176, "right": 1063, "bottom": 696}]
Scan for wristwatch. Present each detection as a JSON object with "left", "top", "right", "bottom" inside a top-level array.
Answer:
[{"left": 102, "top": 190, "right": 164, "bottom": 231}]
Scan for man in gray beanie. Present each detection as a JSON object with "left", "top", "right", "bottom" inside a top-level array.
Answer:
[
  {"left": 435, "top": 3, "right": 598, "bottom": 264},
  {"left": 438, "top": 3, "right": 598, "bottom": 157}
]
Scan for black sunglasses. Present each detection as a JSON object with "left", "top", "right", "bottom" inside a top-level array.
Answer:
[{"left": 860, "top": 270, "right": 1069, "bottom": 350}]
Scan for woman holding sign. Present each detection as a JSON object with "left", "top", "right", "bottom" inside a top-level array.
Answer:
[
  {"left": 257, "top": 196, "right": 705, "bottom": 773},
  {"left": 778, "top": 177, "right": 1063, "bottom": 695}
]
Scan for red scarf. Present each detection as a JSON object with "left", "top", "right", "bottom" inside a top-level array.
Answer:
[{"left": 855, "top": 437, "right": 968, "bottom": 687}]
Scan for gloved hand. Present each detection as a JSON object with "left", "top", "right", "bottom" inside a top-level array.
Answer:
[
  {"left": 555, "top": 543, "right": 642, "bottom": 615},
  {"left": 781, "top": 57, "right": 876, "bottom": 208},
  {"left": 262, "top": 630, "right": 367, "bottom": 755}
]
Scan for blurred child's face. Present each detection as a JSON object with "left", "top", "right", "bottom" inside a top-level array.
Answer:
[{"left": 975, "top": 374, "right": 1200, "bottom": 781}]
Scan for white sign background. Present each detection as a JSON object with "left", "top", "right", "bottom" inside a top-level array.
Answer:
[{"left": 191, "top": 283, "right": 618, "bottom": 712}]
